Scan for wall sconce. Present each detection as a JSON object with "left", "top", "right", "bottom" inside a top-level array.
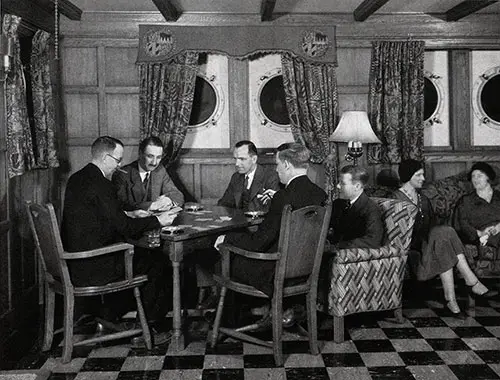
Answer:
[
  {"left": 1, "top": 34, "right": 14, "bottom": 82},
  {"left": 329, "top": 111, "right": 382, "bottom": 166}
]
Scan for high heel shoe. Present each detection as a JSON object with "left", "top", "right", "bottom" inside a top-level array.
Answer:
[
  {"left": 468, "top": 282, "right": 499, "bottom": 299},
  {"left": 441, "top": 301, "right": 466, "bottom": 320}
]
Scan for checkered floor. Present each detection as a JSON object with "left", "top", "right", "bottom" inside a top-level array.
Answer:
[{"left": 12, "top": 281, "right": 500, "bottom": 380}]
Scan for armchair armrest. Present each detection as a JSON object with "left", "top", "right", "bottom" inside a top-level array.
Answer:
[
  {"left": 333, "top": 245, "right": 404, "bottom": 264},
  {"left": 62, "top": 242, "right": 134, "bottom": 260},
  {"left": 218, "top": 243, "right": 279, "bottom": 277},
  {"left": 218, "top": 243, "right": 280, "bottom": 261}
]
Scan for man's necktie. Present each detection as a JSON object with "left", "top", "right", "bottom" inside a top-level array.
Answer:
[
  {"left": 143, "top": 172, "right": 149, "bottom": 189},
  {"left": 243, "top": 175, "right": 249, "bottom": 190}
]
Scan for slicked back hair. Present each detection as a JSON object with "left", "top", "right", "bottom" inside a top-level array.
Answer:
[
  {"left": 340, "top": 165, "right": 369, "bottom": 187},
  {"left": 235, "top": 140, "right": 258, "bottom": 156},
  {"left": 91, "top": 136, "right": 123, "bottom": 159},
  {"left": 276, "top": 142, "right": 310, "bottom": 169},
  {"left": 139, "top": 136, "right": 164, "bottom": 154}
]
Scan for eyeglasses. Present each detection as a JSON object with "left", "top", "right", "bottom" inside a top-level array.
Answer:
[{"left": 106, "top": 154, "right": 122, "bottom": 164}]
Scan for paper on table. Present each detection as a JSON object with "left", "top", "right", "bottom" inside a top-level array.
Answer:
[
  {"left": 219, "top": 216, "right": 232, "bottom": 221},
  {"left": 195, "top": 218, "right": 213, "bottom": 221}
]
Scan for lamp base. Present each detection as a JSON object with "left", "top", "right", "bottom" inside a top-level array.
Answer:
[{"left": 345, "top": 147, "right": 363, "bottom": 166}]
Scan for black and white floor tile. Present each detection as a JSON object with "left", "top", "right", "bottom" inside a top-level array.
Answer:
[{"left": 9, "top": 281, "right": 500, "bottom": 380}]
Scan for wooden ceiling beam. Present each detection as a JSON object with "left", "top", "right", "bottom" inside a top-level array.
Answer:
[
  {"left": 261, "top": 0, "right": 277, "bottom": 22},
  {"left": 445, "top": 0, "right": 498, "bottom": 21},
  {"left": 48, "top": 0, "right": 83, "bottom": 21},
  {"left": 2, "top": 0, "right": 55, "bottom": 33},
  {"left": 151, "top": 0, "right": 181, "bottom": 21},
  {"left": 354, "top": 0, "right": 391, "bottom": 21}
]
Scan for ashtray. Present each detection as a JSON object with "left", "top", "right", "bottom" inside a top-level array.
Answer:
[
  {"left": 244, "top": 211, "right": 266, "bottom": 218},
  {"left": 161, "top": 226, "right": 185, "bottom": 235},
  {"left": 184, "top": 202, "right": 203, "bottom": 211}
]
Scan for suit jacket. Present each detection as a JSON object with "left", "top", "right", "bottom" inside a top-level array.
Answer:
[
  {"left": 217, "top": 164, "right": 280, "bottom": 211},
  {"left": 329, "top": 192, "right": 384, "bottom": 249},
  {"left": 61, "top": 163, "right": 161, "bottom": 286},
  {"left": 225, "top": 175, "right": 327, "bottom": 295},
  {"left": 112, "top": 160, "right": 184, "bottom": 211}
]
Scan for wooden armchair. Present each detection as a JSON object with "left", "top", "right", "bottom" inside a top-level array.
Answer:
[
  {"left": 210, "top": 204, "right": 331, "bottom": 366},
  {"left": 26, "top": 202, "right": 152, "bottom": 363},
  {"left": 327, "top": 198, "right": 417, "bottom": 342}
]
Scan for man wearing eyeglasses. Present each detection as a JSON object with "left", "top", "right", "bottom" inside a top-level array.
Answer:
[
  {"left": 61, "top": 136, "right": 176, "bottom": 346},
  {"left": 112, "top": 136, "right": 184, "bottom": 213}
]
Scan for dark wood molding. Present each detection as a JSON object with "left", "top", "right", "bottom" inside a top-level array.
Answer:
[
  {"left": 353, "top": 0, "right": 391, "bottom": 22},
  {"left": 2, "top": 0, "right": 55, "bottom": 33},
  {"left": 48, "top": 0, "right": 83, "bottom": 21},
  {"left": 449, "top": 50, "right": 471, "bottom": 150},
  {"left": 261, "top": 0, "right": 277, "bottom": 22},
  {"left": 445, "top": 1, "right": 498, "bottom": 22},
  {"left": 151, "top": 0, "right": 181, "bottom": 21}
]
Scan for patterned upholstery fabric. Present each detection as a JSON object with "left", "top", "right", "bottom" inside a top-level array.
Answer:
[{"left": 328, "top": 198, "right": 418, "bottom": 317}]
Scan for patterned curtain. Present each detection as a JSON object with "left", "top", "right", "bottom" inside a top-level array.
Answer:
[
  {"left": 3, "top": 14, "right": 36, "bottom": 178},
  {"left": 31, "top": 30, "right": 59, "bottom": 169},
  {"left": 367, "top": 40, "right": 425, "bottom": 164},
  {"left": 138, "top": 51, "right": 198, "bottom": 166},
  {"left": 281, "top": 52, "right": 339, "bottom": 200}
]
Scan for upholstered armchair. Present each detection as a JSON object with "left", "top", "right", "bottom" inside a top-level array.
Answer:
[{"left": 326, "top": 197, "right": 417, "bottom": 342}]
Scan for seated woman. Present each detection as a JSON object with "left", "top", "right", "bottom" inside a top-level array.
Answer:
[
  {"left": 393, "top": 159, "right": 496, "bottom": 318},
  {"left": 454, "top": 162, "right": 500, "bottom": 254}
]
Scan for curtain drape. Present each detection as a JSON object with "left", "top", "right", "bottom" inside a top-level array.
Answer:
[
  {"left": 138, "top": 51, "right": 199, "bottom": 166},
  {"left": 31, "top": 30, "right": 59, "bottom": 169},
  {"left": 3, "top": 14, "right": 36, "bottom": 178},
  {"left": 281, "top": 52, "right": 339, "bottom": 200},
  {"left": 367, "top": 40, "right": 425, "bottom": 164}
]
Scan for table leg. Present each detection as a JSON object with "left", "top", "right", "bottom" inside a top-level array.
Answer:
[{"left": 170, "top": 260, "right": 184, "bottom": 351}]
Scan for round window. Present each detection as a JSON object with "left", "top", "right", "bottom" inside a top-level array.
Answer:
[
  {"left": 480, "top": 74, "right": 500, "bottom": 124},
  {"left": 188, "top": 74, "right": 224, "bottom": 131},
  {"left": 473, "top": 66, "right": 500, "bottom": 129},
  {"left": 423, "top": 71, "right": 444, "bottom": 127},
  {"left": 253, "top": 68, "right": 291, "bottom": 132}
]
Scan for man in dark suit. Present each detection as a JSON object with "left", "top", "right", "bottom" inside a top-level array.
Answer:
[
  {"left": 112, "top": 136, "right": 184, "bottom": 212},
  {"left": 61, "top": 136, "right": 176, "bottom": 345},
  {"left": 216, "top": 142, "right": 327, "bottom": 296},
  {"left": 329, "top": 165, "right": 384, "bottom": 249},
  {"left": 218, "top": 140, "right": 280, "bottom": 212}
]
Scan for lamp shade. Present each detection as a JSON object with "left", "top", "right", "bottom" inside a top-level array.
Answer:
[{"left": 329, "top": 111, "right": 381, "bottom": 144}]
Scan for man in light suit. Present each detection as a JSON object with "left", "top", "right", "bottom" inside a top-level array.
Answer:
[
  {"left": 218, "top": 140, "right": 280, "bottom": 212},
  {"left": 62, "top": 136, "right": 176, "bottom": 346},
  {"left": 113, "top": 136, "right": 184, "bottom": 212},
  {"left": 329, "top": 165, "right": 384, "bottom": 249}
]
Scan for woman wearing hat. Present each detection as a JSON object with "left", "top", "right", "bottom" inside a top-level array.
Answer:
[
  {"left": 393, "top": 159, "right": 496, "bottom": 318},
  {"left": 454, "top": 162, "right": 500, "bottom": 250}
]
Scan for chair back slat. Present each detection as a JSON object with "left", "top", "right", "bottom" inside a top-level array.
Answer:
[
  {"left": 276, "top": 204, "right": 332, "bottom": 281},
  {"left": 26, "top": 202, "right": 70, "bottom": 286}
]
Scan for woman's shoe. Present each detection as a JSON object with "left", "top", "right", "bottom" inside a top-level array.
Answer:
[
  {"left": 468, "top": 282, "right": 499, "bottom": 299},
  {"left": 441, "top": 301, "right": 466, "bottom": 320}
]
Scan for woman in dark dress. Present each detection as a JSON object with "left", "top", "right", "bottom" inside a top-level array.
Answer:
[
  {"left": 393, "top": 160, "right": 496, "bottom": 317},
  {"left": 454, "top": 162, "right": 500, "bottom": 250}
]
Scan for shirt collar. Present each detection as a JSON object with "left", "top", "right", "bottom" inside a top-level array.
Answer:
[
  {"left": 350, "top": 191, "right": 363, "bottom": 205},
  {"left": 286, "top": 174, "right": 306, "bottom": 187}
]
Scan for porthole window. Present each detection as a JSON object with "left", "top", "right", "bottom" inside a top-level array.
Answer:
[
  {"left": 473, "top": 66, "right": 500, "bottom": 129},
  {"left": 252, "top": 68, "right": 291, "bottom": 132},
  {"left": 423, "top": 70, "right": 444, "bottom": 127},
  {"left": 188, "top": 73, "right": 224, "bottom": 132}
]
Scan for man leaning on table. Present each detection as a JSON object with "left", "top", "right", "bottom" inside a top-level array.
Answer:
[
  {"left": 218, "top": 140, "right": 281, "bottom": 212},
  {"left": 61, "top": 136, "right": 176, "bottom": 347},
  {"left": 214, "top": 142, "right": 327, "bottom": 324},
  {"left": 112, "top": 136, "right": 184, "bottom": 213}
]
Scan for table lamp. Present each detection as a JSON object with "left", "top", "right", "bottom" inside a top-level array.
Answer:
[{"left": 329, "top": 111, "right": 381, "bottom": 166}]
